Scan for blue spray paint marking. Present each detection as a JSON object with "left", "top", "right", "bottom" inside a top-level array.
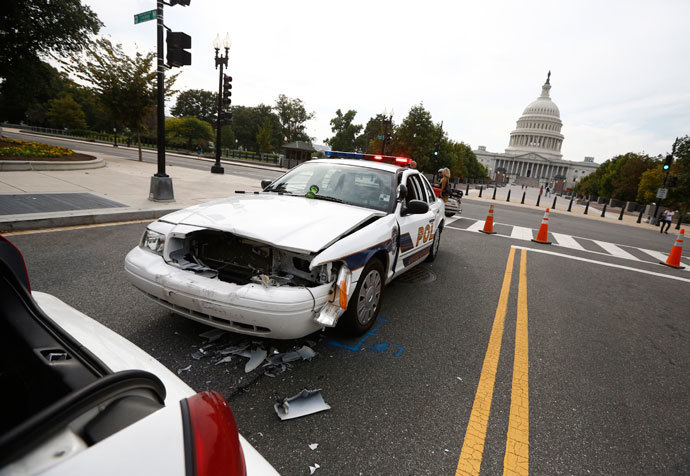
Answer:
[{"left": 328, "top": 317, "right": 404, "bottom": 357}]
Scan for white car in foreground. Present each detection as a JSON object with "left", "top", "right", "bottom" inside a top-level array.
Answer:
[
  {"left": 125, "top": 152, "right": 445, "bottom": 339},
  {"left": 0, "top": 236, "right": 277, "bottom": 476}
]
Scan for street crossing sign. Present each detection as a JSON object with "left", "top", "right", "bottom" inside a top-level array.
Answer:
[
  {"left": 134, "top": 9, "right": 157, "bottom": 24},
  {"left": 656, "top": 188, "right": 668, "bottom": 199}
]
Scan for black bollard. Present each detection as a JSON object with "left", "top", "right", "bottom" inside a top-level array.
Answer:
[
  {"left": 601, "top": 203, "right": 607, "bottom": 217},
  {"left": 676, "top": 208, "right": 684, "bottom": 230},
  {"left": 552, "top": 196, "right": 557, "bottom": 209},
  {"left": 479, "top": 185, "right": 483, "bottom": 198},
  {"left": 521, "top": 191, "right": 526, "bottom": 204},
  {"left": 536, "top": 193, "right": 541, "bottom": 207},
  {"left": 584, "top": 200, "right": 590, "bottom": 214},
  {"left": 618, "top": 206, "right": 625, "bottom": 221},
  {"left": 506, "top": 190, "right": 511, "bottom": 202},
  {"left": 568, "top": 195, "right": 574, "bottom": 212},
  {"left": 637, "top": 207, "right": 644, "bottom": 223},
  {"left": 492, "top": 186, "right": 497, "bottom": 200},
  {"left": 466, "top": 183, "right": 470, "bottom": 195}
]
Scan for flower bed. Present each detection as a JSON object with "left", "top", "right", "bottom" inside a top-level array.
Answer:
[{"left": 0, "top": 137, "right": 94, "bottom": 161}]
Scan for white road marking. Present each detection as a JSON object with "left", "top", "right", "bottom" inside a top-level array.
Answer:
[
  {"left": 511, "top": 246, "right": 690, "bottom": 283},
  {"left": 466, "top": 220, "right": 486, "bottom": 233},
  {"left": 591, "top": 240, "right": 640, "bottom": 261},
  {"left": 638, "top": 248, "right": 668, "bottom": 262},
  {"left": 552, "top": 232, "right": 586, "bottom": 251},
  {"left": 510, "top": 226, "right": 533, "bottom": 241}
]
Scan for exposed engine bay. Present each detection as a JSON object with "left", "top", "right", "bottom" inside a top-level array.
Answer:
[{"left": 166, "top": 230, "right": 333, "bottom": 287}]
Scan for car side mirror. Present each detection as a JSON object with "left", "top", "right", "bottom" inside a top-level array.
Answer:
[
  {"left": 406, "top": 199, "right": 429, "bottom": 215},
  {"left": 261, "top": 179, "right": 273, "bottom": 190},
  {"left": 397, "top": 184, "right": 407, "bottom": 202}
]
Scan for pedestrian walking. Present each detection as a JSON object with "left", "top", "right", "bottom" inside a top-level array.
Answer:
[
  {"left": 660, "top": 208, "right": 675, "bottom": 234},
  {"left": 546, "top": 186, "right": 551, "bottom": 197}
]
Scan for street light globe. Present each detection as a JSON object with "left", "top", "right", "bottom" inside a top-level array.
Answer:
[
  {"left": 213, "top": 34, "right": 221, "bottom": 49},
  {"left": 223, "top": 33, "right": 231, "bottom": 49}
]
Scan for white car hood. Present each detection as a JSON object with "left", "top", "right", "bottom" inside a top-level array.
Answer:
[{"left": 161, "top": 194, "right": 385, "bottom": 254}]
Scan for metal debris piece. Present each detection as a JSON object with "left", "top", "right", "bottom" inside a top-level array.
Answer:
[
  {"left": 215, "top": 356, "right": 233, "bottom": 365},
  {"left": 309, "top": 463, "right": 320, "bottom": 474},
  {"left": 296, "top": 345, "right": 317, "bottom": 360},
  {"left": 274, "top": 389, "right": 331, "bottom": 421},
  {"left": 309, "top": 443, "right": 318, "bottom": 450},
  {"left": 199, "top": 328, "right": 226, "bottom": 342},
  {"left": 245, "top": 347, "right": 268, "bottom": 373},
  {"left": 177, "top": 365, "right": 191, "bottom": 374},
  {"left": 280, "top": 351, "right": 301, "bottom": 363}
]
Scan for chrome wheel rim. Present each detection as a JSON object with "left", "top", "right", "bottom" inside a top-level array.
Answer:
[
  {"left": 356, "top": 269, "right": 382, "bottom": 326},
  {"left": 433, "top": 228, "right": 441, "bottom": 255}
]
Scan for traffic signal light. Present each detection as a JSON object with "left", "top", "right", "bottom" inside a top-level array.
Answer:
[
  {"left": 222, "top": 74, "right": 232, "bottom": 107},
  {"left": 219, "top": 111, "right": 233, "bottom": 126},
  {"left": 167, "top": 31, "right": 191, "bottom": 67},
  {"left": 433, "top": 142, "right": 440, "bottom": 156},
  {"left": 663, "top": 154, "right": 673, "bottom": 170}
]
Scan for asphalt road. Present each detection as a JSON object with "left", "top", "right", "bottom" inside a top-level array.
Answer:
[
  {"left": 2, "top": 130, "right": 285, "bottom": 182},
  {"left": 7, "top": 207, "right": 689, "bottom": 475}
]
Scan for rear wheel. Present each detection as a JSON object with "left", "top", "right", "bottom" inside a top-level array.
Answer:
[{"left": 339, "top": 258, "right": 384, "bottom": 336}]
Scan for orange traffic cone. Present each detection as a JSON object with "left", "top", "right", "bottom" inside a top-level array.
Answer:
[
  {"left": 660, "top": 229, "right": 685, "bottom": 269},
  {"left": 531, "top": 208, "right": 552, "bottom": 244},
  {"left": 479, "top": 204, "right": 497, "bottom": 234}
]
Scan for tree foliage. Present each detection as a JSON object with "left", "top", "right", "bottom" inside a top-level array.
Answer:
[
  {"left": 230, "top": 104, "right": 281, "bottom": 151},
  {"left": 0, "top": 59, "right": 65, "bottom": 123},
  {"left": 275, "top": 94, "right": 314, "bottom": 143},
  {"left": 0, "top": 0, "right": 102, "bottom": 79},
  {"left": 256, "top": 117, "right": 274, "bottom": 155},
  {"left": 59, "top": 37, "right": 177, "bottom": 159},
  {"left": 45, "top": 95, "right": 86, "bottom": 130},
  {"left": 577, "top": 152, "right": 656, "bottom": 201},
  {"left": 171, "top": 89, "right": 218, "bottom": 125},
  {"left": 357, "top": 114, "right": 388, "bottom": 153},
  {"left": 390, "top": 104, "right": 438, "bottom": 172},
  {"left": 325, "top": 109, "right": 363, "bottom": 152},
  {"left": 166, "top": 117, "right": 214, "bottom": 149}
]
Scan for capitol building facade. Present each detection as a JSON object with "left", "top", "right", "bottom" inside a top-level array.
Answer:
[{"left": 473, "top": 73, "right": 599, "bottom": 190}]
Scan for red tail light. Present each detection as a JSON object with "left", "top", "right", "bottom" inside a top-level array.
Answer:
[
  {"left": 183, "top": 391, "right": 246, "bottom": 476},
  {"left": 373, "top": 155, "right": 383, "bottom": 161}
]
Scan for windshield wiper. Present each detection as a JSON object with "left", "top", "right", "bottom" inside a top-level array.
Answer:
[{"left": 310, "top": 195, "right": 345, "bottom": 203}]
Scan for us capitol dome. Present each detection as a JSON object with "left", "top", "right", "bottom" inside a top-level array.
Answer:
[{"left": 473, "top": 72, "right": 599, "bottom": 190}]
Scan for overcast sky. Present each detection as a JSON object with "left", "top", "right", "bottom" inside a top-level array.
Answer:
[{"left": 83, "top": 0, "right": 690, "bottom": 163}]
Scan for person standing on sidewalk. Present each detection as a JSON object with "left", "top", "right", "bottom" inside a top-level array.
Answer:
[{"left": 660, "top": 208, "right": 675, "bottom": 234}]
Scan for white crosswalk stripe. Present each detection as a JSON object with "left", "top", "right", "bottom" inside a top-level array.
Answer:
[
  {"left": 638, "top": 248, "right": 668, "bottom": 262},
  {"left": 590, "top": 240, "right": 641, "bottom": 261},
  {"left": 552, "top": 232, "right": 586, "bottom": 251},
  {"left": 466, "top": 220, "right": 486, "bottom": 232},
  {"left": 510, "top": 226, "right": 533, "bottom": 241}
]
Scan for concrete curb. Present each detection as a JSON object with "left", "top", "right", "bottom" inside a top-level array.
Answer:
[
  {"left": 0, "top": 157, "right": 105, "bottom": 171},
  {"left": 0, "top": 207, "right": 179, "bottom": 232}
]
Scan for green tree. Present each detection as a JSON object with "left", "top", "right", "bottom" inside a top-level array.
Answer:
[
  {"left": 610, "top": 153, "right": 655, "bottom": 201},
  {"left": 636, "top": 165, "right": 664, "bottom": 204},
  {"left": 59, "top": 37, "right": 178, "bottom": 160},
  {"left": 390, "top": 104, "right": 437, "bottom": 172},
  {"left": 275, "top": 94, "right": 314, "bottom": 143},
  {"left": 669, "top": 136, "right": 690, "bottom": 213},
  {"left": 356, "top": 114, "right": 388, "bottom": 153},
  {"left": 165, "top": 117, "right": 213, "bottom": 150},
  {"left": 45, "top": 94, "right": 86, "bottom": 129},
  {"left": 171, "top": 89, "right": 218, "bottom": 124},
  {"left": 256, "top": 117, "right": 274, "bottom": 158},
  {"left": 325, "top": 109, "right": 363, "bottom": 152},
  {"left": 0, "top": 59, "right": 65, "bottom": 123},
  {"left": 221, "top": 125, "right": 236, "bottom": 151},
  {"left": 0, "top": 0, "right": 102, "bottom": 80},
  {"left": 229, "top": 104, "right": 281, "bottom": 151}
]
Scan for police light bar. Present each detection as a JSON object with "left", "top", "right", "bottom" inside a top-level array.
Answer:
[{"left": 325, "top": 151, "right": 412, "bottom": 166}]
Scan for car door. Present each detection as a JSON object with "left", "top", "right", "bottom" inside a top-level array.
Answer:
[{"left": 393, "top": 171, "right": 437, "bottom": 275}]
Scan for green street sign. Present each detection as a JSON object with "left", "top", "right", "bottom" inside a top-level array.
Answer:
[
  {"left": 377, "top": 135, "right": 385, "bottom": 140},
  {"left": 134, "top": 9, "right": 157, "bottom": 24}
]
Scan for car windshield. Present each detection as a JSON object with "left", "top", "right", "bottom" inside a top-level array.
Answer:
[{"left": 265, "top": 161, "right": 394, "bottom": 212}]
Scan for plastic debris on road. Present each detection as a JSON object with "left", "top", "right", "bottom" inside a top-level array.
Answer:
[
  {"left": 309, "top": 463, "right": 320, "bottom": 474},
  {"left": 274, "top": 389, "right": 331, "bottom": 421},
  {"left": 177, "top": 364, "right": 191, "bottom": 374},
  {"left": 309, "top": 443, "right": 318, "bottom": 450},
  {"left": 245, "top": 347, "right": 268, "bottom": 373}
]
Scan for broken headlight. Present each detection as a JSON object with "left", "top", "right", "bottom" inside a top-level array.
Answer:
[{"left": 141, "top": 229, "right": 166, "bottom": 255}]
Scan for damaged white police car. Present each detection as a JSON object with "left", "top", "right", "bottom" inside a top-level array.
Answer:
[{"left": 124, "top": 152, "right": 445, "bottom": 339}]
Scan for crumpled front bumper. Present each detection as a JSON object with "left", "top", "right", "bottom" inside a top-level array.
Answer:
[{"left": 124, "top": 246, "right": 332, "bottom": 340}]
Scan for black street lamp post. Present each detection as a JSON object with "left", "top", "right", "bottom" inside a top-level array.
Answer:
[
  {"left": 113, "top": 127, "right": 118, "bottom": 147},
  {"left": 212, "top": 33, "right": 230, "bottom": 174}
]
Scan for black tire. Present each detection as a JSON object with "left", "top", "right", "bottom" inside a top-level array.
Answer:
[
  {"left": 425, "top": 224, "right": 442, "bottom": 262},
  {"left": 338, "top": 258, "right": 385, "bottom": 336},
  {"left": 445, "top": 212, "right": 455, "bottom": 217}
]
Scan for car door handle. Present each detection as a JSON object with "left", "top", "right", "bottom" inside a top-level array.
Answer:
[{"left": 428, "top": 218, "right": 435, "bottom": 223}]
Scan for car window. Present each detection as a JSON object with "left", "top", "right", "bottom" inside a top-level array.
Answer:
[
  {"left": 265, "top": 162, "right": 394, "bottom": 212},
  {"left": 408, "top": 175, "right": 429, "bottom": 203},
  {"left": 419, "top": 175, "right": 437, "bottom": 202}
]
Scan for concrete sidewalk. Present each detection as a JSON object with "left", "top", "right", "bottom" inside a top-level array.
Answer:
[
  {"left": 0, "top": 150, "right": 266, "bottom": 232},
  {"left": 458, "top": 183, "right": 674, "bottom": 231}
]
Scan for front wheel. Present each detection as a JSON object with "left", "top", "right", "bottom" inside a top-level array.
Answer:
[
  {"left": 426, "top": 225, "right": 442, "bottom": 262},
  {"left": 339, "top": 258, "right": 384, "bottom": 336}
]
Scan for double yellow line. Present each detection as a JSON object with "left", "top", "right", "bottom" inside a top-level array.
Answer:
[{"left": 456, "top": 248, "right": 530, "bottom": 476}]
